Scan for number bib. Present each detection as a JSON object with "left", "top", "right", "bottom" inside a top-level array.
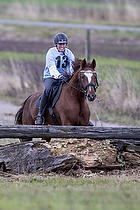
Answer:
[{"left": 56, "top": 55, "right": 68, "bottom": 70}]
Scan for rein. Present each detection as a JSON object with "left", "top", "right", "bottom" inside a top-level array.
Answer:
[{"left": 65, "top": 80, "right": 86, "bottom": 94}]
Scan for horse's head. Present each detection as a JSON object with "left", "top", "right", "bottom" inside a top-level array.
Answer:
[{"left": 79, "top": 58, "right": 99, "bottom": 101}]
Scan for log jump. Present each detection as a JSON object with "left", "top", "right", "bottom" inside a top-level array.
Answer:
[
  {"left": 0, "top": 125, "right": 140, "bottom": 140},
  {"left": 0, "top": 125, "right": 140, "bottom": 174}
]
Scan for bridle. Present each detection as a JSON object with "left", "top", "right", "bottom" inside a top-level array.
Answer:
[
  {"left": 79, "top": 70, "right": 99, "bottom": 95},
  {"left": 65, "top": 70, "right": 99, "bottom": 96}
]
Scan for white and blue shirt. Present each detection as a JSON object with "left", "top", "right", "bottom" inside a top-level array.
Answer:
[{"left": 43, "top": 47, "right": 75, "bottom": 80}]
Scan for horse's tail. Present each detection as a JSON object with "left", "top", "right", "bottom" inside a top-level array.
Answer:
[{"left": 15, "top": 95, "right": 31, "bottom": 125}]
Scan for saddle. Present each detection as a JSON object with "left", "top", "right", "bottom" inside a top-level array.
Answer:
[{"left": 36, "top": 79, "right": 65, "bottom": 125}]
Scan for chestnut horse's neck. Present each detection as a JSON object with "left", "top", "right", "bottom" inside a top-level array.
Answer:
[
  {"left": 70, "top": 70, "right": 80, "bottom": 86},
  {"left": 65, "top": 69, "right": 85, "bottom": 99}
]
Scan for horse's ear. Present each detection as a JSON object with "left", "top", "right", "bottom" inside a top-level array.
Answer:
[
  {"left": 92, "top": 59, "right": 96, "bottom": 69},
  {"left": 81, "top": 58, "right": 87, "bottom": 69}
]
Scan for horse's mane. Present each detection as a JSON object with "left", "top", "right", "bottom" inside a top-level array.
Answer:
[
  {"left": 72, "top": 58, "right": 94, "bottom": 73},
  {"left": 63, "top": 57, "right": 82, "bottom": 80},
  {"left": 64, "top": 58, "right": 94, "bottom": 80},
  {"left": 72, "top": 58, "right": 82, "bottom": 73}
]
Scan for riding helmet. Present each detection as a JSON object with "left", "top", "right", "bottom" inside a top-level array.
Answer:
[{"left": 54, "top": 33, "right": 68, "bottom": 44}]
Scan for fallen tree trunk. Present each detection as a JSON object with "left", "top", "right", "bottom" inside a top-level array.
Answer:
[
  {"left": 0, "top": 125, "right": 140, "bottom": 139},
  {"left": 111, "top": 139, "right": 140, "bottom": 153},
  {"left": 0, "top": 141, "right": 83, "bottom": 174},
  {"left": 0, "top": 140, "right": 123, "bottom": 174}
]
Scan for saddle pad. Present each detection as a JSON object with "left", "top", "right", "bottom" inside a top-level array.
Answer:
[{"left": 36, "top": 79, "right": 64, "bottom": 109}]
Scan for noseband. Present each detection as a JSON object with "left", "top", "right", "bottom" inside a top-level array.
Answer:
[{"left": 79, "top": 70, "right": 99, "bottom": 95}]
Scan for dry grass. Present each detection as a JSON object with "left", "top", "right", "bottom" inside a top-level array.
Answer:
[
  {"left": 0, "top": 59, "right": 44, "bottom": 98},
  {"left": 100, "top": 67, "right": 139, "bottom": 113},
  {"left": 89, "top": 66, "right": 140, "bottom": 126},
  {"left": 4, "top": 1, "right": 140, "bottom": 25}
]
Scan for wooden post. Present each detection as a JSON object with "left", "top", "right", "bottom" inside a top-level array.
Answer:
[{"left": 85, "top": 29, "right": 91, "bottom": 61}]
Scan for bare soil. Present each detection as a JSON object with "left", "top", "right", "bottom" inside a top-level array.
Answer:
[
  {"left": 0, "top": 37, "right": 140, "bottom": 61},
  {"left": 0, "top": 100, "right": 19, "bottom": 125}
]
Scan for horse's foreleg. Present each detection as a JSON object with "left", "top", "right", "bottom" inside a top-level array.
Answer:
[
  {"left": 79, "top": 104, "right": 90, "bottom": 126},
  {"left": 60, "top": 114, "right": 79, "bottom": 126}
]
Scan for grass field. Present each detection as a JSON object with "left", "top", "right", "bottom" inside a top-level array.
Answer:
[
  {"left": 0, "top": 0, "right": 139, "bottom": 8},
  {"left": 0, "top": 173, "right": 140, "bottom": 210}
]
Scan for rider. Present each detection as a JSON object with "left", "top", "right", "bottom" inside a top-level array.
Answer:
[{"left": 35, "top": 32, "right": 75, "bottom": 125}]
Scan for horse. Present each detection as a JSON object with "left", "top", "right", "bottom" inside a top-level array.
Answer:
[{"left": 15, "top": 58, "right": 99, "bottom": 142}]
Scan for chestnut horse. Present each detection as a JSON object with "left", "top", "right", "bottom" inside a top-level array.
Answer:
[{"left": 15, "top": 58, "right": 99, "bottom": 142}]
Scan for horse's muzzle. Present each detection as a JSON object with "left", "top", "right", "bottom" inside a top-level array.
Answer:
[{"left": 87, "top": 94, "right": 96, "bottom": 101}]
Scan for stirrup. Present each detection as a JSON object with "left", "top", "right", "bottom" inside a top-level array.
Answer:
[{"left": 35, "top": 115, "right": 43, "bottom": 125}]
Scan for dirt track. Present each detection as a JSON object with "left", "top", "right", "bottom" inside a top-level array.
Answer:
[
  {"left": 0, "top": 37, "right": 140, "bottom": 61},
  {"left": 0, "top": 101, "right": 19, "bottom": 125}
]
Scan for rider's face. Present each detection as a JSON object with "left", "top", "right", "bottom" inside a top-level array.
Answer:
[{"left": 56, "top": 43, "right": 67, "bottom": 52}]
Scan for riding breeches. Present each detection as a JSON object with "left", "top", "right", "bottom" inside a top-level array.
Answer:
[{"left": 44, "top": 77, "right": 57, "bottom": 97}]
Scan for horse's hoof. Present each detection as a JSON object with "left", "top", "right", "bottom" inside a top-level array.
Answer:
[{"left": 89, "top": 120, "right": 94, "bottom": 126}]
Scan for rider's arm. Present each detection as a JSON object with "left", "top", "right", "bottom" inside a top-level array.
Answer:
[
  {"left": 69, "top": 51, "right": 75, "bottom": 75},
  {"left": 46, "top": 49, "right": 61, "bottom": 79},
  {"left": 49, "top": 65, "right": 61, "bottom": 79}
]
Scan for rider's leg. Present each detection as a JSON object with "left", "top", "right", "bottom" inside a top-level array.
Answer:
[
  {"left": 35, "top": 92, "right": 48, "bottom": 125},
  {"left": 35, "top": 78, "right": 55, "bottom": 125}
]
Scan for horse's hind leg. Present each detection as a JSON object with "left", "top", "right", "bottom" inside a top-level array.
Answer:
[{"left": 19, "top": 110, "right": 35, "bottom": 142}]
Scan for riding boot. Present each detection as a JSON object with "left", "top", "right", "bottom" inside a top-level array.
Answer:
[{"left": 35, "top": 93, "right": 48, "bottom": 125}]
